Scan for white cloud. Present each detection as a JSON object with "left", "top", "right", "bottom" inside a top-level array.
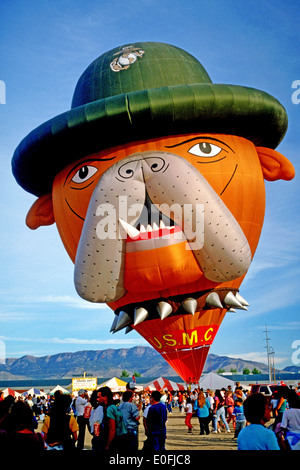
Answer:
[
  {"left": 227, "top": 352, "right": 268, "bottom": 365},
  {"left": 0, "top": 335, "right": 147, "bottom": 346},
  {"left": 227, "top": 352, "right": 290, "bottom": 368},
  {"left": 34, "top": 295, "right": 109, "bottom": 310}
]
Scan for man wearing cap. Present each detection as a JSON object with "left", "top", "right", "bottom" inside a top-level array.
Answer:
[{"left": 75, "top": 389, "right": 88, "bottom": 450}]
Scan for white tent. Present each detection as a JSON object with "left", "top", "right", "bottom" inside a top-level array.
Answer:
[
  {"left": 50, "top": 384, "right": 70, "bottom": 395},
  {"left": 98, "top": 377, "right": 128, "bottom": 392},
  {"left": 22, "top": 387, "right": 47, "bottom": 397},
  {"left": 199, "top": 372, "right": 235, "bottom": 390}
]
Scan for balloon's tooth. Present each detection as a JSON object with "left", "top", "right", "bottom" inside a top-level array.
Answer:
[
  {"left": 157, "top": 301, "right": 173, "bottom": 320},
  {"left": 110, "top": 314, "right": 119, "bottom": 332},
  {"left": 182, "top": 297, "right": 197, "bottom": 315},
  {"left": 205, "top": 292, "right": 223, "bottom": 309},
  {"left": 119, "top": 218, "right": 140, "bottom": 238},
  {"left": 114, "top": 311, "right": 132, "bottom": 332},
  {"left": 236, "top": 292, "right": 250, "bottom": 306},
  {"left": 224, "top": 291, "right": 248, "bottom": 310},
  {"left": 134, "top": 307, "right": 149, "bottom": 326},
  {"left": 125, "top": 326, "right": 133, "bottom": 334}
]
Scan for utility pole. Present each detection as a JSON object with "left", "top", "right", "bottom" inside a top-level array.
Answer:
[
  {"left": 264, "top": 325, "right": 275, "bottom": 383},
  {"left": 269, "top": 347, "right": 276, "bottom": 382}
]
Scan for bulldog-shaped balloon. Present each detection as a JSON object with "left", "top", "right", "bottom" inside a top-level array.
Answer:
[{"left": 12, "top": 43, "right": 295, "bottom": 382}]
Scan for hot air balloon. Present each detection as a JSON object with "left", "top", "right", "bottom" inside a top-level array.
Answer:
[{"left": 12, "top": 42, "right": 295, "bottom": 384}]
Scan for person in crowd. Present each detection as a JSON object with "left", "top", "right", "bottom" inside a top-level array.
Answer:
[
  {"left": 234, "top": 386, "right": 246, "bottom": 401},
  {"left": 26, "top": 394, "right": 33, "bottom": 408},
  {"left": 237, "top": 393, "right": 280, "bottom": 450},
  {"left": 277, "top": 389, "right": 300, "bottom": 450},
  {"left": 89, "top": 389, "right": 104, "bottom": 451},
  {"left": 206, "top": 390, "right": 215, "bottom": 417},
  {"left": 166, "top": 391, "right": 173, "bottom": 413},
  {"left": 232, "top": 398, "right": 246, "bottom": 438},
  {"left": 0, "top": 395, "right": 15, "bottom": 432},
  {"left": 213, "top": 389, "right": 230, "bottom": 433},
  {"left": 75, "top": 389, "right": 88, "bottom": 450},
  {"left": 142, "top": 395, "right": 152, "bottom": 450},
  {"left": 270, "top": 391, "right": 279, "bottom": 419},
  {"left": 119, "top": 390, "right": 140, "bottom": 451},
  {"left": 178, "top": 391, "right": 184, "bottom": 413},
  {"left": 0, "top": 400, "right": 44, "bottom": 451},
  {"left": 160, "top": 391, "right": 168, "bottom": 407},
  {"left": 273, "top": 386, "right": 288, "bottom": 425},
  {"left": 194, "top": 390, "right": 211, "bottom": 435},
  {"left": 190, "top": 390, "right": 198, "bottom": 407},
  {"left": 97, "top": 386, "right": 127, "bottom": 452},
  {"left": 41, "top": 393, "right": 78, "bottom": 450},
  {"left": 184, "top": 396, "right": 193, "bottom": 433},
  {"left": 145, "top": 390, "right": 167, "bottom": 450},
  {"left": 225, "top": 390, "right": 235, "bottom": 430}
]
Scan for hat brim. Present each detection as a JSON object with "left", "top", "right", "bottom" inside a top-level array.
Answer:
[{"left": 12, "top": 83, "right": 287, "bottom": 196}]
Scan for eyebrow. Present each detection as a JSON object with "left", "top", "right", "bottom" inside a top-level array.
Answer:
[
  {"left": 63, "top": 156, "right": 116, "bottom": 186},
  {"left": 165, "top": 136, "right": 235, "bottom": 153}
]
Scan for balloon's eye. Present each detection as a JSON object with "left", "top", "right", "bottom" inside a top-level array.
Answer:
[
  {"left": 72, "top": 165, "right": 98, "bottom": 183},
  {"left": 188, "top": 142, "right": 222, "bottom": 158}
]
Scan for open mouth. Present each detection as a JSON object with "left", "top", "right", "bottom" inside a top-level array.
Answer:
[
  {"left": 110, "top": 288, "right": 249, "bottom": 333},
  {"left": 119, "top": 193, "right": 184, "bottom": 244}
]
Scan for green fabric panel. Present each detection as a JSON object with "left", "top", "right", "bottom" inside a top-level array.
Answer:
[
  {"left": 12, "top": 83, "right": 288, "bottom": 196},
  {"left": 72, "top": 42, "right": 212, "bottom": 108}
]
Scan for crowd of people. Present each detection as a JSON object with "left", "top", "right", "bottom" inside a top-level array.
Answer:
[
  {"left": 182, "top": 383, "right": 300, "bottom": 450},
  {"left": 0, "top": 381, "right": 299, "bottom": 452}
]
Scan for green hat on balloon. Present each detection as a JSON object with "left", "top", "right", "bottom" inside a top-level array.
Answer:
[{"left": 12, "top": 41, "right": 288, "bottom": 197}]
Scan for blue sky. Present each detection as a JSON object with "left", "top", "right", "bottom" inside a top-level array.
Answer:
[{"left": 1, "top": 0, "right": 299, "bottom": 371}]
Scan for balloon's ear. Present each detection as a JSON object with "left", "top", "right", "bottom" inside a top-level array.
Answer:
[
  {"left": 26, "top": 194, "right": 55, "bottom": 229},
  {"left": 257, "top": 147, "right": 295, "bottom": 181}
]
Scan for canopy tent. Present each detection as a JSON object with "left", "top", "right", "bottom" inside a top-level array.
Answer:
[
  {"left": 199, "top": 372, "right": 235, "bottom": 390},
  {"left": 50, "top": 384, "right": 70, "bottom": 395},
  {"left": 144, "top": 377, "right": 185, "bottom": 392},
  {"left": 98, "top": 377, "right": 128, "bottom": 392},
  {"left": 2, "top": 388, "right": 21, "bottom": 398},
  {"left": 22, "top": 387, "right": 46, "bottom": 397}
]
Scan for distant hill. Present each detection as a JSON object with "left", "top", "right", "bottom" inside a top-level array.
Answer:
[
  {"left": 282, "top": 365, "right": 300, "bottom": 374},
  {"left": 0, "top": 346, "right": 286, "bottom": 380}
]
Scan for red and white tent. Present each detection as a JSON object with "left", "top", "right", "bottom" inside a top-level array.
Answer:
[
  {"left": 144, "top": 377, "right": 185, "bottom": 392},
  {"left": 2, "top": 388, "right": 21, "bottom": 398}
]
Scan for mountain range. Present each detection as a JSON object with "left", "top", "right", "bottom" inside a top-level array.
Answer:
[{"left": 1, "top": 346, "right": 298, "bottom": 381}]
